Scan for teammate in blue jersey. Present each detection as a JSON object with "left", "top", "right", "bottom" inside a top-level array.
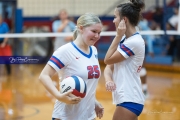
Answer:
[
  {"left": 104, "top": 0, "right": 145, "bottom": 120},
  {"left": 39, "top": 13, "right": 104, "bottom": 120},
  {"left": 52, "top": 9, "right": 76, "bottom": 51}
]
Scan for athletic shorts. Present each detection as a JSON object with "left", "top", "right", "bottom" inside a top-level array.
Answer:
[{"left": 116, "top": 102, "right": 144, "bottom": 116}]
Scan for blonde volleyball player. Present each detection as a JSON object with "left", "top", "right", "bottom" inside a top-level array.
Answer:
[
  {"left": 104, "top": 0, "right": 145, "bottom": 120},
  {"left": 39, "top": 13, "right": 104, "bottom": 120}
]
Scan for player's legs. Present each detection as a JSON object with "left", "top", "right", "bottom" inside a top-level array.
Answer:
[
  {"left": 113, "top": 106, "right": 137, "bottom": 120},
  {"left": 5, "top": 64, "right": 11, "bottom": 75},
  {"left": 113, "top": 102, "right": 143, "bottom": 120}
]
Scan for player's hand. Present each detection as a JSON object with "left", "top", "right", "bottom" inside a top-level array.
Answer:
[
  {"left": 57, "top": 90, "right": 81, "bottom": 104},
  {"left": 63, "top": 19, "right": 69, "bottom": 26},
  {"left": 116, "top": 19, "right": 126, "bottom": 37},
  {"left": 105, "top": 80, "right": 116, "bottom": 92},
  {"left": 95, "top": 100, "right": 104, "bottom": 119}
]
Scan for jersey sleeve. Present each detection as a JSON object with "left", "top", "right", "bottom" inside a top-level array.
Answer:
[
  {"left": 52, "top": 21, "right": 59, "bottom": 32},
  {"left": 48, "top": 45, "right": 71, "bottom": 72},
  {"left": 117, "top": 38, "right": 139, "bottom": 59}
]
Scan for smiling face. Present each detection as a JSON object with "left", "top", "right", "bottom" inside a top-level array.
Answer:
[{"left": 81, "top": 23, "right": 102, "bottom": 46}]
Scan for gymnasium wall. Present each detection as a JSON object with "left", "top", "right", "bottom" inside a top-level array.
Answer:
[{"left": 17, "top": 0, "right": 173, "bottom": 17}]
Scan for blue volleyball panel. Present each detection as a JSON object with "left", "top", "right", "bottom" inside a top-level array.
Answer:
[{"left": 71, "top": 76, "right": 80, "bottom": 92}]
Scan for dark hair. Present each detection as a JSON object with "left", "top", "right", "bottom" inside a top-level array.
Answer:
[{"left": 116, "top": 0, "right": 145, "bottom": 26}]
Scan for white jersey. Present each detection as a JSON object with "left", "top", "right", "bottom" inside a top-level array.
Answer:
[
  {"left": 48, "top": 42, "right": 101, "bottom": 120},
  {"left": 112, "top": 32, "right": 145, "bottom": 105}
]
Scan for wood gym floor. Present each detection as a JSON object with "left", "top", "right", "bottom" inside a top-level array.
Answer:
[{"left": 0, "top": 64, "right": 180, "bottom": 120}]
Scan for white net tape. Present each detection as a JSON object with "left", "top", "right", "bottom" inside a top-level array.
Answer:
[{"left": 0, "top": 30, "right": 180, "bottom": 38}]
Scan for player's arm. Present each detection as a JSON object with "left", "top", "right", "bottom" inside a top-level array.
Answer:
[
  {"left": 95, "top": 99, "right": 104, "bottom": 119},
  {"left": 57, "top": 20, "right": 69, "bottom": 32},
  {"left": 1, "top": 37, "right": 8, "bottom": 48},
  {"left": 104, "top": 64, "right": 114, "bottom": 82},
  {"left": 39, "top": 64, "right": 80, "bottom": 104},
  {"left": 39, "top": 64, "right": 60, "bottom": 97},
  {"left": 104, "top": 49, "right": 126, "bottom": 65},
  {"left": 104, "top": 64, "right": 116, "bottom": 91},
  {"left": 104, "top": 20, "right": 126, "bottom": 65}
]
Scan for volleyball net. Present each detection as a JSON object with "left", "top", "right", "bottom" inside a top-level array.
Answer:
[{"left": 0, "top": 28, "right": 179, "bottom": 65}]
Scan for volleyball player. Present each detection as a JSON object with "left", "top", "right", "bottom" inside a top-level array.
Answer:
[
  {"left": 39, "top": 13, "right": 104, "bottom": 120},
  {"left": 104, "top": 0, "right": 145, "bottom": 120}
]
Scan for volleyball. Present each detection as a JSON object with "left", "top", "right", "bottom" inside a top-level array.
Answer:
[{"left": 60, "top": 75, "right": 87, "bottom": 98}]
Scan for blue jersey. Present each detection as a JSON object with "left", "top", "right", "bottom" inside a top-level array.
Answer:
[{"left": 0, "top": 22, "right": 9, "bottom": 41}]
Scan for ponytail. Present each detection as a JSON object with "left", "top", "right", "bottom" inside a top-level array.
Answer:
[{"left": 73, "top": 29, "right": 78, "bottom": 40}]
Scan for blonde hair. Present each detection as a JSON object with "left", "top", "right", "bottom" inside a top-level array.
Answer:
[{"left": 73, "top": 13, "right": 102, "bottom": 40}]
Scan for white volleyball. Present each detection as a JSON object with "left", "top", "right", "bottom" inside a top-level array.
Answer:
[{"left": 60, "top": 75, "right": 87, "bottom": 98}]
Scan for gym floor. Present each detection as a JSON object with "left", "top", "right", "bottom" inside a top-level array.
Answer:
[{"left": 0, "top": 64, "right": 180, "bottom": 120}]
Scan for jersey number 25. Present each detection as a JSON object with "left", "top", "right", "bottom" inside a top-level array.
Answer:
[{"left": 87, "top": 65, "right": 100, "bottom": 79}]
